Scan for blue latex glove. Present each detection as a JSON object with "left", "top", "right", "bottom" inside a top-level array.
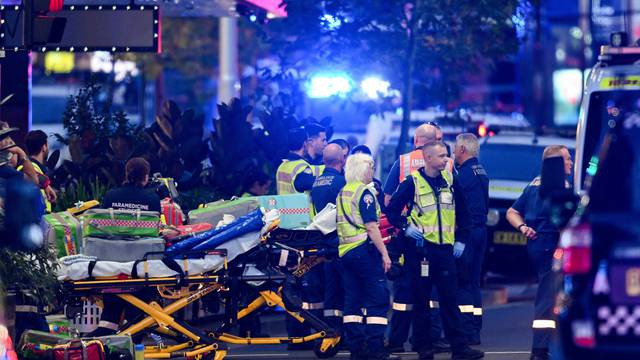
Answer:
[
  {"left": 404, "top": 225, "right": 423, "bottom": 247},
  {"left": 453, "top": 242, "right": 466, "bottom": 258}
]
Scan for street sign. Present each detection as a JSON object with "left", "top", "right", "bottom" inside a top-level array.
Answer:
[{"left": 0, "top": 4, "right": 159, "bottom": 52}]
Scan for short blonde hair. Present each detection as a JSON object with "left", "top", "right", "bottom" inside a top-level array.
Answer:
[
  {"left": 345, "top": 153, "right": 374, "bottom": 183},
  {"left": 542, "top": 145, "right": 568, "bottom": 160}
]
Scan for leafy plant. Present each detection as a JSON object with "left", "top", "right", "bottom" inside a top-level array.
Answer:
[
  {"left": 0, "top": 247, "right": 60, "bottom": 308},
  {"left": 53, "top": 82, "right": 153, "bottom": 191},
  {"left": 53, "top": 177, "right": 110, "bottom": 212}
]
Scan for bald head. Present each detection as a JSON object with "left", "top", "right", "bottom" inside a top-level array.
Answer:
[
  {"left": 414, "top": 124, "right": 438, "bottom": 148},
  {"left": 323, "top": 143, "right": 346, "bottom": 170}
]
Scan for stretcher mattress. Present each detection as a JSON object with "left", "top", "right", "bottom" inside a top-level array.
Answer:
[
  {"left": 57, "top": 231, "right": 260, "bottom": 281},
  {"left": 57, "top": 209, "right": 280, "bottom": 281}
]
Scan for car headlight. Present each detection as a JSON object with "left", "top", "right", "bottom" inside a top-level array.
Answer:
[{"left": 486, "top": 209, "right": 500, "bottom": 226}]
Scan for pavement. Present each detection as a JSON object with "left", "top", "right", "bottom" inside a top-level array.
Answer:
[{"left": 224, "top": 300, "right": 536, "bottom": 359}]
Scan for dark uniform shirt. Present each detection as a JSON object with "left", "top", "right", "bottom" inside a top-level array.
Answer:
[
  {"left": 383, "top": 159, "right": 401, "bottom": 196},
  {"left": 511, "top": 178, "right": 558, "bottom": 234},
  {"left": 306, "top": 154, "right": 324, "bottom": 166},
  {"left": 455, "top": 157, "right": 489, "bottom": 230},
  {"left": 386, "top": 168, "right": 463, "bottom": 239},
  {"left": 310, "top": 167, "right": 345, "bottom": 213},
  {"left": 285, "top": 153, "right": 316, "bottom": 193},
  {"left": 358, "top": 188, "right": 379, "bottom": 224},
  {"left": 102, "top": 183, "right": 162, "bottom": 212}
]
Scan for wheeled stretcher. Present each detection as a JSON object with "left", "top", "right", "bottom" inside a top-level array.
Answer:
[{"left": 60, "top": 218, "right": 342, "bottom": 359}]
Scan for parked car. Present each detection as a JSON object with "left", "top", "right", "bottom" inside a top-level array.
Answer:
[{"left": 479, "top": 132, "right": 575, "bottom": 278}]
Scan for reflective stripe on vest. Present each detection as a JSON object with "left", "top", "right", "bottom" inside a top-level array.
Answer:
[
  {"left": 409, "top": 171, "right": 455, "bottom": 245},
  {"left": 336, "top": 181, "right": 380, "bottom": 245},
  {"left": 398, "top": 150, "right": 424, "bottom": 181}
]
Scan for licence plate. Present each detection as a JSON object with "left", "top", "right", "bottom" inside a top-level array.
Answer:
[
  {"left": 493, "top": 231, "right": 527, "bottom": 246},
  {"left": 627, "top": 268, "right": 640, "bottom": 297}
]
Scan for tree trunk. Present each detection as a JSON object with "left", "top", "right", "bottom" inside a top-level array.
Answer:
[{"left": 396, "top": 1, "right": 421, "bottom": 158}]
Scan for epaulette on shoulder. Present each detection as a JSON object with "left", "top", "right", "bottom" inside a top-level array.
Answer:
[{"left": 529, "top": 177, "right": 541, "bottom": 186}]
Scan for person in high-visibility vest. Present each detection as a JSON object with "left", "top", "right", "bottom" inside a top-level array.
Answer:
[
  {"left": 386, "top": 141, "right": 484, "bottom": 360},
  {"left": 0, "top": 128, "right": 57, "bottom": 212},
  {"left": 276, "top": 127, "right": 316, "bottom": 196},
  {"left": 336, "top": 153, "right": 394, "bottom": 360},
  {"left": 304, "top": 122, "right": 328, "bottom": 166},
  {"left": 22, "top": 130, "right": 57, "bottom": 212},
  {"left": 276, "top": 127, "right": 321, "bottom": 350},
  {"left": 383, "top": 123, "right": 443, "bottom": 353},
  {"left": 383, "top": 123, "right": 439, "bottom": 207},
  {"left": 240, "top": 169, "right": 271, "bottom": 198}
]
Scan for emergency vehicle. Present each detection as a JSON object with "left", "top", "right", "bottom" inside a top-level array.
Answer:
[{"left": 557, "top": 33, "right": 640, "bottom": 358}]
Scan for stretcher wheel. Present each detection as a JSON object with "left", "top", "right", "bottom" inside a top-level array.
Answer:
[{"left": 313, "top": 341, "right": 339, "bottom": 358}]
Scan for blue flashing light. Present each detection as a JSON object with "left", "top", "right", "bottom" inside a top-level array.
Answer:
[
  {"left": 321, "top": 14, "right": 342, "bottom": 30},
  {"left": 361, "top": 77, "right": 391, "bottom": 99},
  {"left": 307, "top": 73, "right": 353, "bottom": 98}
]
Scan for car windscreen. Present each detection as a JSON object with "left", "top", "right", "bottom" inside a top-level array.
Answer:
[
  {"left": 587, "top": 96, "right": 640, "bottom": 214},
  {"left": 582, "top": 90, "right": 640, "bottom": 187},
  {"left": 479, "top": 143, "right": 544, "bottom": 182}
]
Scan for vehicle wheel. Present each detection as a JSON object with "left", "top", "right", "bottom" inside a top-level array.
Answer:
[{"left": 313, "top": 341, "right": 340, "bottom": 358}]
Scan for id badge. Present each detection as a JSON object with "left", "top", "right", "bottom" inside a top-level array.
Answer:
[{"left": 421, "top": 259, "right": 429, "bottom": 277}]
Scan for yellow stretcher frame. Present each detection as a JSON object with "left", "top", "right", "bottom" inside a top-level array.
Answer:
[
  {"left": 63, "top": 231, "right": 342, "bottom": 359},
  {"left": 66, "top": 274, "right": 229, "bottom": 359}
]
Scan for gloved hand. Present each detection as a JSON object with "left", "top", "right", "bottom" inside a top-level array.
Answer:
[
  {"left": 404, "top": 225, "right": 423, "bottom": 247},
  {"left": 453, "top": 242, "right": 466, "bottom": 258}
]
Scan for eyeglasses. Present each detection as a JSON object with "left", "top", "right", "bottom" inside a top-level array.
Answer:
[{"left": 425, "top": 121, "right": 441, "bottom": 129}]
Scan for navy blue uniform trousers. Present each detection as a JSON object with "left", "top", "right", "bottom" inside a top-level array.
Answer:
[
  {"left": 409, "top": 243, "right": 467, "bottom": 353},
  {"left": 339, "top": 243, "right": 390, "bottom": 354}
]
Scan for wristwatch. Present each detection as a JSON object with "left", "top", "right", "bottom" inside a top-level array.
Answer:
[{"left": 517, "top": 223, "right": 527, "bottom": 231}]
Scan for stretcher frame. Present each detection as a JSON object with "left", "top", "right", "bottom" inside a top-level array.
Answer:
[
  {"left": 64, "top": 250, "right": 230, "bottom": 359},
  {"left": 62, "top": 232, "right": 342, "bottom": 359}
]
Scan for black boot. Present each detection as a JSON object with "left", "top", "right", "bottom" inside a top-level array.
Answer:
[
  {"left": 418, "top": 348, "right": 435, "bottom": 360},
  {"left": 451, "top": 346, "right": 484, "bottom": 359},
  {"left": 529, "top": 348, "right": 550, "bottom": 360}
]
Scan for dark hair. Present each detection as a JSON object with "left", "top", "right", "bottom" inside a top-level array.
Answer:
[
  {"left": 244, "top": 170, "right": 271, "bottom": 191},
  {"left": 351, "top": 144, "right": 372, "bottom": 155},
  {"left": 288, "top": 127, "right": 308, "bottom": 151},
  {"left": 329, "top": 138, "right": 350, "bottom": 152},
  {"left": 25, "top": 130, "right": 48, "bottom": 156},
  {"left": 305, "top": 123, "right": 326, "bottom": 139},
  {"left": 125, "top": 157, "right": 151, "bottom": 186}
]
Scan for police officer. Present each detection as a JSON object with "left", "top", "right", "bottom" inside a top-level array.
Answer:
[
  {"left": 310, "top": 144, "right": 347, "bottom": 334},
  {"left": 386, "top": 141, "right": 483, "bottom": 360},
  {"left": 91, "top": 157, "right": 161, "bottom": 336},
  {"left": 337, "top": 153, "right": 393, "bottom": 360},
  {"left": 506, "top": 145, "right": 572, "bottom": 360},
  {"left": 452, "top": 133, "right": 489, "bottom": 345},
  {"left": 383, "top": 124, "right": 440, "bottom": 352}
]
